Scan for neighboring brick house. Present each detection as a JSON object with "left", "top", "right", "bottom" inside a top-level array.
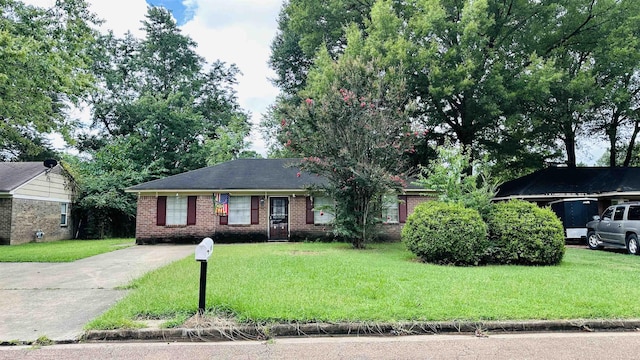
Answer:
[
  {"left": 126, "top": 158, "right": 432, "bottom": 243},
  {"left": 0, "top": 161, "right": 74, "bottom": 245}
]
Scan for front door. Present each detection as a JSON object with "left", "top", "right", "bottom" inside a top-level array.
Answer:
[{"left": 269, "top": 197, "right": 289, "bottom": 240}]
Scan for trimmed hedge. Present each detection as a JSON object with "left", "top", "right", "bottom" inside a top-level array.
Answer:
[
  {"left": 402, "top": 201, "right": 488, "bottom": 265},
  {"left": 485, "top": 199, "right": 565, "bottom": 265}
]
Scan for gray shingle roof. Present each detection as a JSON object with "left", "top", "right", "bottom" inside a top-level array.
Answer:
[
  {"left": 0, "top": 162, "right": 50, "bottom": 192},
  {"left": 127, "top": 158, "right": 328, "bottom": 191}
]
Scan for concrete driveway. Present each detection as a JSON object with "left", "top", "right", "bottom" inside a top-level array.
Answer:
[{"left": 0, "top": 244, "right": 194, "bottom": 343}]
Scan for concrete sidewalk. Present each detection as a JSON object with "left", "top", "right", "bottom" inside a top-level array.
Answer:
[{"left": 0, "top": 244, "right": 194, "bottom": 343}]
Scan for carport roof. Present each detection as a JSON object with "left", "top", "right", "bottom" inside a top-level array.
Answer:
[{"left": 495, "top": 167, "right": 640, "bottom": 198}]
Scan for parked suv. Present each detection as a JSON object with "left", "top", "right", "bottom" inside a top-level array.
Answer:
[{"left": 586, "top": 203, "right": 640, "bottom": 255}]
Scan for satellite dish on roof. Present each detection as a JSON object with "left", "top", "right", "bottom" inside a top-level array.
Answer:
[{"left": 43, "top": 159, "right": 58, "bottom": 169}]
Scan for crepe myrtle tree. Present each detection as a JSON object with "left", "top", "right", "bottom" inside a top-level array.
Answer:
[{"left": 280, "top": 54, "right": 423, "bottom": 248}]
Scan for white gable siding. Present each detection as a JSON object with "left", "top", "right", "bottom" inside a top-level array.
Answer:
[{"left": 13, "top": 169, "right": 72, "bottom": 202}]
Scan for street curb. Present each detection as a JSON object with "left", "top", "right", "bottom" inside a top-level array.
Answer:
[{"left": 82, "top": 319, "right": 640, "bottom": 342}]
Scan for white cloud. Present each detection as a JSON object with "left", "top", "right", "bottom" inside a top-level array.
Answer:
[
  {"left": 22, "top": 0, "right": 148, "bottom": 38},
  {"left": 181, "top": 0, "right": 283, "bottom": 156},
  {"left": 88, "top": 0, "right": 149, "bottom": 38},
  {"left": 190, "top": 0, "right": 281, "bottom": 29}
]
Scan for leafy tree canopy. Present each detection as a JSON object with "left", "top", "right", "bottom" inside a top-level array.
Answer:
[
  {"left": 0, "top": 0, "right": 99, "bottom": 160},
  {"left": 72, "top": 6, "right": 251, "bottom": 237},
  {"left": 83, "top": 6, "right": 251, "bottom": 176},
  {"left": 267, "top": 0, "right": 640, "bottom": 177}
]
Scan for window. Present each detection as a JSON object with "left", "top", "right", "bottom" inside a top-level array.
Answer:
[
  {"left": 382, "top": 195, "right": 399, "bottom": 223},
  {"left": 629, "top": 206, "right": 640, "bottom": 221},
  {"left": 229, "top": 196, "right": 251, "bottom": 224},
  {"left": 157, "top": 196, "right": 196, "bottom": 226},
  {"left": 271, "top": 198, "right": 287, "bottom": 222},
  {"left": 314, "top": 196, "right": 335, "bottom": 224},
  {"left": 601, "top": 207, "right": 614, "bottom": 220},
  {"left": 60, "top": 203, "right": 68, "bottom": 226},
  {"left": 166, "top": 196, "right": 188, "bottom": 225},
  {"left": 614, "top": 206, "right": 625, "bottom": 221}
]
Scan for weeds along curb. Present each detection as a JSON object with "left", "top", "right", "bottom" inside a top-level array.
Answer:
[{"left": 82, "top": 319, "right": 640, "bottom": 342}]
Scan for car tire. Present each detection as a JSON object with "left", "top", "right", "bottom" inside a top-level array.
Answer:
[
  {"left": 587, "top": 231, "right": 600, "bottom": 250},
  {"left": 626, "top": 234, "right": 639, "bottom": 255}
]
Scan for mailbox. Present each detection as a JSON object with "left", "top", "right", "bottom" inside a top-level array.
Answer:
[
  {"left": 195, "top": 237, "right": 214, "bottom": 314},
  {"left": 195, "top": 237, "right": 214, "bottom": 262}
]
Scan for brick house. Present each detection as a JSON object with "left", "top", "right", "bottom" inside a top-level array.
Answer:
[
  {"left": 126, "top": 158, "right": 432, "bottom": 243},
  {"left": 0, "top": 161, "right": 74, "bottom": 245}
]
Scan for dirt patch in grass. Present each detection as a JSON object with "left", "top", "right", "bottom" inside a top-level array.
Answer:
[
  {"left": 289, "top": 250, "right": 321, "bottom": 256},
  {"left": 183, "top": 313, "right": 242, "bottom": 329}
]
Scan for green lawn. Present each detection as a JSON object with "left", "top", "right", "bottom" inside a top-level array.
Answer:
[
  {"left": 0, "top": 239, "right": 135, "bottom": 262},
  {"left": 86, "top": 242, "right": 640, "bottom": 330}
]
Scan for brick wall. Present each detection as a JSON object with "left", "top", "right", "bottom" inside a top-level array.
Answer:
[
  {"left": 136, "top": 195, "right": 217, "bottom": 243},
  {"left": 0, "top": 199, "right": 12, "bottom": 245},
  {"left": 134, "top": 193, "right": 432, "bottom": 243},
  {"left": 214, "top": 197, "right": 269, "bottom": 242},
  {"left": 406, "top": 195, "right": 428, "bottom": 216},
  {"left": 8, "top": 198, "right": 73, "bottom": 245},
  {"left": 289, "top": 196, "right": 334, "bottom": 241}
]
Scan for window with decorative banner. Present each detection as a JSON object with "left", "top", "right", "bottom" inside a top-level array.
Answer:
[{"left": 214, "top": 193, "right": 229, "bottom": 216}]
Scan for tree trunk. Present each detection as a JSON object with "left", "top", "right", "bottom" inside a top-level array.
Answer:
[
  {"left": 350, "top": 192, "right": 367, "bottom": 249},
  {"left": 564, "top": 133, "right": 577, "bottom": 168},
  {"left": 623, "top": 121, "right": 640, "bottom": 167},
  {"left": 609, "top": 127, "right": 617, "bottom": 167},
  {"left": 608, "top": 111, "right": 621, "bottom": 167}
]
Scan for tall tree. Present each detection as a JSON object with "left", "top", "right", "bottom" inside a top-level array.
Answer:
[
  {"left": 269, "top": 0, "right": 374, "bottom": 94},
  {"left": 84, "top": 6, "right": 249, "bottom": 176},
  {"left": 267, "top": 0, "right": 637, "bottom": 173},
  {"left": 0, "top": 0, "right": 99, "bottom": 160},
  {"left": 587, "top": 0, "right": 640, "bottom": 167},
  {"left": 75, "top": 6, "right": 250, "bottom": 237},
  {"left": 281, "top": 47, "right": 419, "bottom": 248},
  {"left": 520, "top": 0, "right": 640, "bottom": 168}
]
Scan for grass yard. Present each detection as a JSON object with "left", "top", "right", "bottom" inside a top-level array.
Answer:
[
  {"left": 0, "top": 239, "right": 135, "bottom": 262},
  {"left": 86, "top": 242, "right": 640, "bottom": 330}
]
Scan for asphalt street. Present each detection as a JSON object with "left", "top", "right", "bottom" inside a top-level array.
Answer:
[{"left": 0, "top": 244, "right": 194, "bottom": 342}]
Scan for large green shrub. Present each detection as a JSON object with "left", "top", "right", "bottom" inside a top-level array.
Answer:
[
  {"left": 486, "top": 200, "right": 565, "bottom": 265},
  {"left": 402, "top": 201, "right": 488, "bottom": 265}
]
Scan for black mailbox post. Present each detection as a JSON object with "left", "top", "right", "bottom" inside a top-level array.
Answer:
[{"left": 195, "top": 237, "right": 214, "bottom": 314}]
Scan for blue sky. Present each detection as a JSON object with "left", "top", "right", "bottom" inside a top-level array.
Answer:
[{"left": 145, "top": 0, "right": 195, "bottom": 25}]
